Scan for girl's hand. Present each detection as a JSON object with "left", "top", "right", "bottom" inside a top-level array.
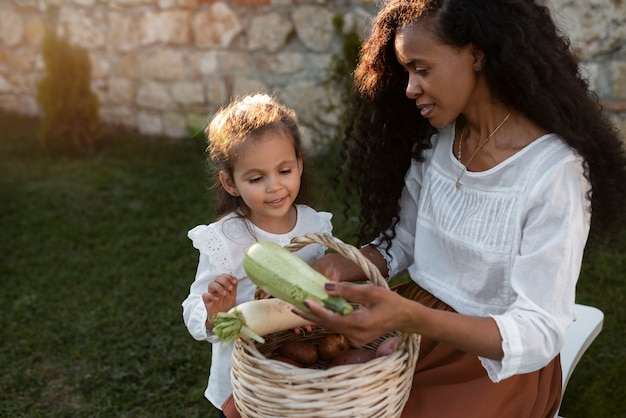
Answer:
[
  {"left": 293, "top": 282, "right": 408, "bottom": 347},
  {"left": 203, "top": 274, "right": 238, "bottom": 328}
]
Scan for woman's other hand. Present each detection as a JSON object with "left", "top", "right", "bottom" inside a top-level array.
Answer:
[
  {"left": 312, "top": 245, "right": 389, "bottom": 283},
  {"left": 312, "top": 253, "right": 355, "bottom": 282}
]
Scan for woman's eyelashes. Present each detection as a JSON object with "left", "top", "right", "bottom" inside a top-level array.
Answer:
[{"left": 400, "top": 62, "right": 428, "bottom": 76}]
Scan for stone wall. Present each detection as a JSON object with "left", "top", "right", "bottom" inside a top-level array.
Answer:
[
  {"left": 1, "top": 0, "right": 625, "bottom": 148},
  {"left": 550, "top": 0, "right": 626, "bottom": 136}
]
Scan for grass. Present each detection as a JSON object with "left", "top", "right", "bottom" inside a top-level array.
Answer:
[
  {"left": 0, "top": 111, "right": 624, "bottom": 417},
  {"left": 0, "top": 113, "right": 216, "bottom": 417}
]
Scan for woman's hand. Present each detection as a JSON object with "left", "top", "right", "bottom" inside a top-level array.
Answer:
[
  {"left": 292, "top": 281, "right": 409, "bottom": 347},
  {"left": 312, "top": 245, "right": 388, "bottom": 283},
  {"left": 203, "top": 273, "right": 238, "bottom": 329},
  {"left": 311, "top": 253, "right": 355, "bottom": 282},
  {"left": 294, "top": 280, "right": 505, "bottom": 359}
]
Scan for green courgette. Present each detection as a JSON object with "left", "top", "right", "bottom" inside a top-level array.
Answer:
[{"left": 243, "top": 241, "right": 353, "bottom": 315}]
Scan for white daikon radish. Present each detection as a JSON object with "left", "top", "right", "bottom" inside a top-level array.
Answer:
[{"left": 212, "top": 298, "right": 310, "bottom": 344}]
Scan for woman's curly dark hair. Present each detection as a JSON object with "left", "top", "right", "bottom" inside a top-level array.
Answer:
[{"left": 342, "top": 0, "right": 626, "bottom": 249}]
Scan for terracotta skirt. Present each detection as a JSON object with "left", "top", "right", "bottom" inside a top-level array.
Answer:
[{"left": 397, "top": 282, "right": 562, "bottom": 418}]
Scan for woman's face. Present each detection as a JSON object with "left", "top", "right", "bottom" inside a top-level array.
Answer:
[{"left": 394, "top": 22, "right": 481, "bottom": 128}]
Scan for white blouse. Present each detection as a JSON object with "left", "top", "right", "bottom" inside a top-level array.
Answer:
[
  {"left": 182, "top": 204, "right": 333, "bottom": 409},
  {"left": 378, "top": 122, "right": 590, "bottom": 382}
]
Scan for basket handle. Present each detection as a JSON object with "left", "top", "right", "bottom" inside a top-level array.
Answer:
[
  {"left": 284, "top": 233, "right": 388, "bottom": 290},
  {"left": 266, "top": 233, "right": 419, "bottom": 354}
]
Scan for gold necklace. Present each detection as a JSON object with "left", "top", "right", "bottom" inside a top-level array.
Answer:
[{"left": 455, "top": 110, "right": 512, "bottom": 190}]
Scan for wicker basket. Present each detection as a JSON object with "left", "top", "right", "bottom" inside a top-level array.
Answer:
[{"left": 230, "top": 233, "right": 421, "bottom": 418}]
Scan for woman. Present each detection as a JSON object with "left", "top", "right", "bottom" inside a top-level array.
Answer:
[{"left": 293, "top": 1, "right": 626, "bottom": 417}]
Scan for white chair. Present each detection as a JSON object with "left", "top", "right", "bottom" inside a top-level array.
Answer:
[{"left": 555, "top": 303, "right": 604, "bottom": 418}]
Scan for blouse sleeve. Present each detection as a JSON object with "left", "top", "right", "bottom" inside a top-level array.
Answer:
[
  {"left": 375, "top": 157, "right": 426, "bottom": 278},
  {"left": 481, "top": 155, "right": 591, "bottom": 381},
  {"left": 181, "top": 225, "right": 231, "bottom": 343},
  {"left": 292, "top": 205, "right": 334, "bottom": 261},
  {"left": 318, "top": 210, "right": 333, "bottom": 236}
]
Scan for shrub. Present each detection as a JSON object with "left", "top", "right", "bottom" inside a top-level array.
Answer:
[
  {"left": 36, "top": 28, "right": 100, "bottom": 155},
  {"left": 323, "top": 14, "right": 362, "bottom": 145}
]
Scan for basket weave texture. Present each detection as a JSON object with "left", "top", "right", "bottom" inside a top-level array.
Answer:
[{"left": 231, "top": 233, "right": 421, "bottom": 418}]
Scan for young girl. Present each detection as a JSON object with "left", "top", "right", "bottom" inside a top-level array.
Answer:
[{"left": 182, "top": 94, "right": 332, "bottom": 418}]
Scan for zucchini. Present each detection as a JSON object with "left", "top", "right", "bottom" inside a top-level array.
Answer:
[{"left": 243, "top": 241, "right": 353, "bottom": 315}]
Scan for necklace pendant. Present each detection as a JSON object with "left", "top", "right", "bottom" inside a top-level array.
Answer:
[{"left": 455, "top": 179, "right": 461, "bottom": 190}]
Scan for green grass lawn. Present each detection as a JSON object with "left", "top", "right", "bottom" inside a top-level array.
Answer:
[{"left": 1, "top": 111, "right": 624, "bottom": 417}]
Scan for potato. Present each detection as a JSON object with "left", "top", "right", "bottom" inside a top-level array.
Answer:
[
  {"left": 278, "top": 340, "right": 318, "bottom": 367},
  {"left": 272, "top": 356, "right": 303, "bottom": 367},
  {"left": 318, "top": 333, "right": 351, "bottom": 362},
  {"left": 376, "top": 336, "right": 401, "bottom": 357},
  {"left": 328, "top": 348, "right": 376, "bottom": 367}
]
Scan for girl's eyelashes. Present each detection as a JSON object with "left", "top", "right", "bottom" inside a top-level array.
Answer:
[{"left": 244, "top": 166, "right": 295, "bottom": 183}]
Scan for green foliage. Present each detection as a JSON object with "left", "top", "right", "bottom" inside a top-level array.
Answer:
[
  {"left": 0, "top": 112, "right": 213, "bottom": 417},
  {"left": 317, "top": 15, "right": 364, "bottom": 237},
  {"left": 324, "top": 15, "right": 362, "bottom": 105},
  {"left": 559, "top": 234, "right": 626, "bottom": 418},
  {"left": 323, "top": 15, "right": 363, "bottom": 142},
  {"left": 36, "top": 29, "right": 100, "bottom": 155}
]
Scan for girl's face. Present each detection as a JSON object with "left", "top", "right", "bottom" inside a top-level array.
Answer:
[
  {"left": 394, "top": 22, "right": 482, "bottom": 128},
  {"left": 220, "top": 129, "right": 303, "bottom": 233}
]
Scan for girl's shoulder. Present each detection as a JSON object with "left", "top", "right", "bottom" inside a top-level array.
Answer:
[
  {"left": 295, "top": 204, "right": 332, "bottom": 221},
  {"left": 294, "top": 204, "right": 333, "bottom": 234},
  {"left": 188, "top": 213, "right": 252, "bottom": 250},
  {"left": 189, "top": 207, "right": 332, "bottom": 252},
  {"left": 188, "top": 212, "right": 239, "bottom": 236}
]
